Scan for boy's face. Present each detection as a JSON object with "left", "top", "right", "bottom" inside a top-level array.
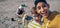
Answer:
[
  {"left": 36, "top": 2, "right": 49, "bottom": 18},
  {"left": 31, "top": 9, "right": 35, "bottom": 14}
]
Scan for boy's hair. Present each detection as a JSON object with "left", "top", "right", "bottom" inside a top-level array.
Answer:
[
  {"left": 31, "top": 7, "right": 37, "bottom": 14},
  {"left": 17, "top": 8, "right": 24, "bottom": 15},
  {"left": 34, "top": 0, "right": 47, "bottom": 6}
]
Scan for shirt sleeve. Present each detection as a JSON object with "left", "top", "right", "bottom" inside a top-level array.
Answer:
[{"left": 56, "top": 14, "right": 60, "bottom": 28}]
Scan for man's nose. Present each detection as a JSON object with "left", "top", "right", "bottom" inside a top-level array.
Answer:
[{"left": 41, "top": 7, "right": 44, "bottom": 12}]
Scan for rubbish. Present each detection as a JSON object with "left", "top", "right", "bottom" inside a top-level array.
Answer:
[{"left": 11, "top": 18, "right": 15, "bottom": 21}]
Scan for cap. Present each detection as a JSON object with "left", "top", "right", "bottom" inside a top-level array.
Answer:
[{"left": 34, "top": 0, "right": 47, "bottom": 6}]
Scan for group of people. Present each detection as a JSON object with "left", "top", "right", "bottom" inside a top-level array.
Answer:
[{"left": 17, "top": 0, "right": 60, "bottom": 28}]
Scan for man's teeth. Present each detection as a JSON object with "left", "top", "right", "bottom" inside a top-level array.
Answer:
[{"left": 41, "top": 12, "right": 47, "bottom": 14}]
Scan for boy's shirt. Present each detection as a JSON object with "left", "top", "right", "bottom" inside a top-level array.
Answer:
[
  {"left": 28, "top": 20, "right": 41, "bottom": 28},
  {"left": 18, "top": 13, "right": 33, "bottom": 28}
]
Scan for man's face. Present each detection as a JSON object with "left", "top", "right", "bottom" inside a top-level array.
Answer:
[
  {"left": 31, "top": 9, "right": 35, "bottom": 14},
  {"left": 36, "top": 2, "right": 49, "bottom": 18}
]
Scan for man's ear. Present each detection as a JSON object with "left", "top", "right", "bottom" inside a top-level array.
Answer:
[{"left": 47, "top": 3, "right": 50, "bottom": 8}]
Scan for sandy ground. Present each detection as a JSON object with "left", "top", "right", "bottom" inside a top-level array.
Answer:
[{"left": 0, "top": 0, "right": 60, "bottom": 28}]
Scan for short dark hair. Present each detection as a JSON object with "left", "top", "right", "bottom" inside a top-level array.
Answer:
[
  {"left": 34, "top": 0, "right": 47, "bottom": 6},
  {"left": 17, "top": 8, "right": 24, "bottom": 15},
  {"left": 31, "top": 7, "right": 36, "bottom": 14}
]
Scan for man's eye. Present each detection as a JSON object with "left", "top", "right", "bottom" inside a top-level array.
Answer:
[
  {"left": 43, "top": 5, "right": 47, "bottom": 7},
  {"left": 37, "top": 6, "right": 41, "bottom": 9}
]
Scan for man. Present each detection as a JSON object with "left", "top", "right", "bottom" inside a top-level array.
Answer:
[
  {"left": 34, "top": 0, "right": 60, "bottom": 28},
  {"left": 16, "top": 5, "right": 25, "bottom": 28},
  {"left": 28, "top": 14, "right": 42, "bottom": 28},
  {"left": 17, "top": 5, "right": 33, "bottom": 28},
  {"left": 28, "top": 7, "right": 42, "bottom": 28}
]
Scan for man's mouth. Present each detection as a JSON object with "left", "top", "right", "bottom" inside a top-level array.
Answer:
[{"left": 41, "top": 11, "right": 47, "bottom": 16}]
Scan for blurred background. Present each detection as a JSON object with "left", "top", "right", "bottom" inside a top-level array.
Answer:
[{"left": 0, "top": 0, "right": 60, "bottom": 28}]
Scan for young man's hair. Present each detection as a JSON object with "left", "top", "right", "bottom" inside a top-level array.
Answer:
[
  {"left": 17, "top": 8, "right": 24, "bottom": 15},
  {"left": 31, "top": 7, "right": 38, "bottom": 14},
  {"left": 34, "top": 0, "right": 47, "bottom": 7}
]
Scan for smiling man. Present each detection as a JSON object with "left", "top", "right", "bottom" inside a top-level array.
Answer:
[{"left": 34, "top": 0, "right": 60, "bottom": 28}]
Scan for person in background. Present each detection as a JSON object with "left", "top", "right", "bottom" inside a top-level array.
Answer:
[
  {"left": 31, "top": 7, "right": 36, "bottom": 14},
  {"left": 16, "top": 5, "right": 33, "bottom": 28},
  {"left": 28, "top": 14, "right": 42, "bottom": 28},
  {"left": 28, "top": 7, "right": 42, "bottom": 28},
  {"left": 16, "top": 5, "right": 25, "bottom": 28},
  {"left": 34, "top": 0, "right": 60, "bottom": 28},
  {"left": 31, "top": 7, "right": 36, "bottom": 18},
  {"left": 16, "top": 5, "right": 25, "bottom": 18}
]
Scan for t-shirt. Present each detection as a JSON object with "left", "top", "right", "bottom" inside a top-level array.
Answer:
[
  {"left": 28, "top": 20, "right": 41, "bottom": 28},
  {"left": 41, "top": 11, "right": 60, "bottom": 28},
  {"left": 28, "top": 11, "right": 60, "bottom": 28}
]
